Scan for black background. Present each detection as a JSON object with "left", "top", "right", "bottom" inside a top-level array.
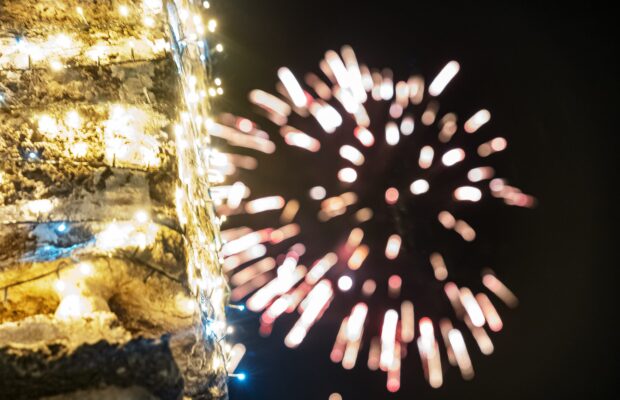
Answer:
[{"left": 211, "top": 1, "right": 616, "bottom": 399}]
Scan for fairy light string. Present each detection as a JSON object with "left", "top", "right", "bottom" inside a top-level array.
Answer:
[{"left": 1, "top": 0, "right": 245, "bottom": 386}]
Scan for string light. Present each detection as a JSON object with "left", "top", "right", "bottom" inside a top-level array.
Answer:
[
  {"left": 119, "top": 5, "right": 129, "bottom": 17},
  {"left": 56, "top": 222, "right": 67, "bottom": 233},
  {"left": 49, "top": 59, "right": 64, "bottom": 71},
  {"left": 144, "top": 16, "right": 155, "bottom": 27},
  {"left": 70, "top": 142, "right": 88, "bottom": 157},
  {"left": 208, "top": 19, "right": 217, "bottom": 32},
  {"left": 230, "top": 372, "right": 246, "bottom": 381},
  {"left": 0, "top": 0, "right": 238, "bottom": 392}
]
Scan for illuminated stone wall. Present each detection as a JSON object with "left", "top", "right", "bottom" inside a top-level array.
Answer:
[{"left": 0, "top": 1, "right": 229, "bottom": 398}]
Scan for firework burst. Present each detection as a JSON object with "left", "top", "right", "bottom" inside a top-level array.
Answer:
[{"left": 208, "top": 46, "right": 534, "bottom": 392}]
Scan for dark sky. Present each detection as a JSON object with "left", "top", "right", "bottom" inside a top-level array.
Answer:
[{"left": 212, "top": 1, "right": 615, "bottom": 399}]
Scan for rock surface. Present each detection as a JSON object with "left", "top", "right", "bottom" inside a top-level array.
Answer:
[{"left": 1, "top": 1, "right": 228, "bottom": 398}]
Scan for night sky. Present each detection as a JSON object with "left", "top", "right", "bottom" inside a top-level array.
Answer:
[{"left": 211, "top": 1, "right": 614, "bottom": 399}]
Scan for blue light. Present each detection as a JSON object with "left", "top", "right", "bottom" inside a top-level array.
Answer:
[
  {"left": 56, "top": 222, "right": 67, "bottom": 233},
  {"left": 204, "top": 324, "right": 213, "bottom": 337},
  {"left": 237, "top": 373, "right": 246, "bottom": 381}
]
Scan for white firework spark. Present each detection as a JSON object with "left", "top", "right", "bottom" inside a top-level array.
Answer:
[{"left": 209, "top": 46, "right": 534, "bottom": 392}]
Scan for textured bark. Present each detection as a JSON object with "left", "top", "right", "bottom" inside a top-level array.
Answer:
[
  {"left": 1, "top": 1, "right": 228, "bottom": 398},
  {"left": 0, "top": 317, "right": 184, "bottom": 400}
]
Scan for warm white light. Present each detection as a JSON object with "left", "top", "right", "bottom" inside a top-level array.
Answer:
[
  {"left": 346, "top": 303, "right": 368, "bottom": 342},
  {"left": 348, "top": 245, "right": 369, "bottom": 270},
  {"left": 338, "top": 167, "right": 357, "bottom": 183},
  {"left": 454, "top": 186, "right": 482, "bottom": 202},
  {"left": 227, "top": 181, "right": 246, "bottom": 209},
  {"left": 460, "top": 287, "right": 486, "bottom": 327},
  {"left": 50, "top": 60, "right": 64, "bottom": 71},
  {"left": 311, "top": 103, "right": 342, "bottom": 133},
  {"left": 380, "top": 309, "right": 398, "bottom": 369},
  {"left": 418, "top": 145, "right": 434, "bottom": 169},
  {"left": 38, "top": 115, "right": 58, "bottom": 136},
  {"left": 208, "top": 19, "right": 217, "bottom": 32},
  {"left": 55, "top": 294, "right": 95, "bottom": 319},
  {"left": 338, "top": 276, "right": 353, "bottom": 292},
  {"left": 441, "top": 148, "right": 465, "bottom": 166},
  {"left": 401, "top": 301, "right": 415, "bottom": 343},
  {"left": 468, "top": 166, "right": 495, "bottom": 182},
  {"left": 306, "top": 253, "right": 338, "bottom": 284},
  {"left": 438, "top": 211, "right": 456, "bottom": 229},
  {"left": 464, "top": 109, "right": 491, "bottom": 133},
  {"left": 419, "top": 317, "right": 434, "bottom": 341},
  {"left": 385, "top": 121, "right": 399, "bottom": 146},
  {"left": 65, "top": 110, "right": 81, "bottom": 129},
  {"left": 284, "top": 280, "right": 333, "bottom": 348},
  {"left": 119, "top": 5, "right": 129, "bottom": 16},
  {"left": 54, "top": 34, "right": 73, "bottom": 49},
  {"left": 54, "top": 280, "right": 66, "bottom": 293},
  {"left": 476, "top": 293, "right": 503, "bottom": 332},
  {"left": 277, "top": 67, "right": 307, "bottom": 108},
  {"left": 134, "top": 210, "right": 150, "bottom": 224},
  {"left": 309, "top": 186, "right": 327, "bottom": 200},
  {"left": 104, "top": 106, "right": 161, "bottom": 168},
  {"left": 334, "top": 87, "right": 359, "bottom": 113},
  {"left": 478, "top": 137, "right": 507, "bottom": 157},
  {"left": 400, "top": 115, "right": 414, "bottom": 135},
  {"left": 421, "top": 101, "right": 438, "bottom": 125},
  {"left": 245, "top": 196, "right": 285, "bottom": 214},
  {"left": 385, "top": 234, "right": 402, "bottom": 260},
  {"left": 283, "top": 129, "right": 320, "bottom": 152},
  {"left": 27, "top": 199, "right": 54, "bottom": 214},
  {"left": 354, "top": 208, "right": 373, "bottom": 223},
  {"left": 325, "top": 50, "right": 351, "bottom": 89},
  {"left": 448, "top": 329, "right": 474, "bottom": 380},
  {"left": 482, "top": 273, "right": 519, "bottom": 308},
  {"left": 354, "top": 127, "right": 375, "bottom": 147},
  {"left": 429, "top": 253, "right": 448, "bottom": 281},
  {"left": 454, "top": 220, "right": 476, "bottom": 242},
  {"left": 226, "top": 343, "right": 247, "bottom": 374},
  {"left": 380, "top": 77, "right": 394, "bottom": 100},
  {"left": 339, "top": 145, "right": 365, "bottom": 166},
  {"left": 144, "top": 16, "right": 155, "bottom": 27},
  {"left": 177, "top": 296, "right": 196, "bottom": 315},
  {"left": 410, "top": 179, "right": 429, "bottom": 195},
  {"left": 78, "top": 262, "right": 93, "bottom": 276},
  {"left": 408, "top": 75, "right": 425, "bottom": 104},
  {"left": 428, "top": 61, "right": 460, "bottom": 96}
]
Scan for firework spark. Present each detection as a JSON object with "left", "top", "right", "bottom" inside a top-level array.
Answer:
[{"left": 209, "top": 46, "right": 534, "bottom": 391}]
